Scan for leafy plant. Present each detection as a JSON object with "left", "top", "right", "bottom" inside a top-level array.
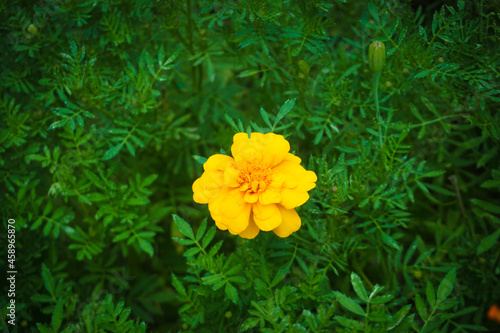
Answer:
[{"left": 0, "top": 0, "right": 499, "bottom": 332}]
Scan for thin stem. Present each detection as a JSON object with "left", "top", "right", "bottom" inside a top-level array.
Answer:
[
  {"left": 364, "top": 302, "right": 371, "bottom": 333},
  {"left": 421, "top": 305, "right": 438, "bottom": 332},
  {"left": 353, "top": 260, "right": 374, "bottom": 290},
  {"left": 409, "top": 115, "right": 461, "bottom": 128},
  {"left": 373, "top": 71, "right": 383, "bottom": 148}
]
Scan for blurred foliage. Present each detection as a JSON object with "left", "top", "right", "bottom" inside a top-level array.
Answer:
[{"left": 0, "top": 0, "right": 499, "bottom": 332}]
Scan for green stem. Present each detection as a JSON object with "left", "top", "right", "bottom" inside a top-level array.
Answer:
[
  {"left": 353, "top": 260, "right": 374, "bottom": 290},
  {"left": 421, "top": 305, "right": 438, "bottom": 332},
  {"left": 373, "top": 71, "right": 383, "bottom": 148},
  {"left": 410, "top": 115, "right": 462, "bottom": 128},
  {"left": 364, "top": 302, "right": 371, "bottom": 333},
  {"left": 187, "top": 0, "right": 193, "bottom": 46}
]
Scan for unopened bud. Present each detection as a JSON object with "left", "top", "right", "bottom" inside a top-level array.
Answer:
[
  {"left": 27, "top": 24, "right": 38, "bottom": 35},
  {"left": 369, "top": 41, "right": 385, "bottom": 72}
]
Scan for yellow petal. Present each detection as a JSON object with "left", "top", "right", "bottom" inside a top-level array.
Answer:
[
  {"left": 252, "top": 203, "right": 282, "bottom": 231},
  {"left": 280, "top": 188, "right": 310, "bottom": 209},
  {"left": 259, "top": 189, "right": 281, "bottom": 205},
  {"left": 261, "top": 133, "right": 290, "bottom": 167},
  {"left": 214, "top": 219, "right": 228, "bottom": 230},
  {"left": 238, "top": 213, "right": 260, "bottom": 239},
  {"left": 223, "top": 162, "right": 241, "bottom": 188},
  {"left": 208, "top": 188, "right": 228, "bottom": 216},
  {"left": 273, "top": 205, "right": 301, "bottom": 237},
  {"left": 272, "top": 160, "right": 317, "bottom": 193},
  {"left": 220, "top": 189, "right": 247, "bottom": 219},
  {"left": 192, "top": 170, "right": 225, "bottom": 204},
  {"left": 223, "top": 203, "right": 251, "bottom": 234},
  {"left": 283, "top": 153, "right": 301, "bottom": 164},
  {"left": 296, "top": 170, "right": 317, "bottom": 192},
  {"left": 231, "top": 133, "right": 263, "bottom": 166},
  {"left": 244, "top": 192, "right": 259, "bottom": 203},
  {"left": 270, "top": 172, "right": 285, "bottom": 188},
  {"left": 208, "top": 191, "right": 231, "bottom": 231},
  {"left": 203, "top": 154, "right": 234, "bottom": 171},
  {"left": 232, "top": 132, "right": 251, "bottom": 147}
]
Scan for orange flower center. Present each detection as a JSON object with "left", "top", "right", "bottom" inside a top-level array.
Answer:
[{"left": 237, "top": 164, "right": 272, "bottom": 193}]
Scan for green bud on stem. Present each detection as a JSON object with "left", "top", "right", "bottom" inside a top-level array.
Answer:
[{"left": 369, "top": 41, "right": 385, "bottom": 73}]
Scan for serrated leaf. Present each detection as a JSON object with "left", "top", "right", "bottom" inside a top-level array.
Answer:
[
  {"left": 172, "top": 237, "right": 195, "bottom": 245},
  {"left": 296, "top": 256, "right": 309, "bottom": 276},
  {"left": 125, "top": 141, "right": 135, "bottom": 157},
  {"left": 418, "top": 25, "right": 428, "bottom": 41},
  {"left": 48, "top": 120, "right": 68, "bottom": 130},
  {"left": 76, "top": 114, "right": 84, "bottom": 127},
  {"left": 202, "top": 226, "right": 216, "bottom": 248},
  {"left": 113, "top": 230, "right": 132, "bottom": 242},
  {"left": 158, "top": 45, "right": 165, "bottom": 64},
  {"left": 335, "top": 146, "right": 358, "bottom": 153},
  {"left": 102, "top": 144, "right": 123, "bottom": 160},
  {"left": 471, "top": 199, "right": 500, "bottom": 214},
  {"left": 415, "top": 293, "right": 428, "bottom": 321},
  {"left": 274, "top": 98, "right": 296, "bottom": 127},
  {"left": 426, "top": 281, "right": 436, "bottom": 307},
  {"left": 36, "top": 323, "right": 51, "bottom": 333},
  {"left": 334, "top": 316, "right": 365, "bottom": 330},
  {"left": 387, "top": 304, "right": 411, "bottom": 330},
  {"left": 183, "top": 247, "right": 201, "bottom": 257},
  {"left": 138, "top": 238, "right": 154, "bottom": 257},
  {"left": 368, "top": 1, "right": 380, "bottom": 24},
  {"left": 225, "top": 282, "right": 238, "bottom": 304},
  {"left": 171, "top": 273, "right": 187, "bottom": 296},
  {"left": 414, "top": 69, "right": 430, "bottom": 78},
  {"left": 173, "top": 214, "right": 195, "bottom": 239},
  {"left": 477, "top": 229, "right": 500, "bottom": 254},
  {"left": 336, "top": 292, "right": 366, "bottom": 316},
  {"left": 196, "top": 219, "right": 207, "bottom": 241},
  {"left": 70, "top": 40, "right": 77, "bottom": 56},
  {"left": 421, "top": 170, "right": 446, "bottom": 178},
  {"left": 432, "top": 11, "right": 439, "bottom": 35},
  {"left": 52, "top": 297, "right": 63, "bottom": 332},
  {"left": 192, "top": 155, "right": 208, "bottom": 165},
  {"left": 224, "top": 113, "right": 241, "bottom": 132},
  {"left": 240, "top": 317, "right": 261, "bottom": 331},
  {"left": 371, "top": 294, "right": 394, "bottom": 304},
  {"left": 127, "top": 197, "right": 149, "bottom": 206},
  {"left": 380, "top": 231, "right": 401, "bottom": 251},
  {"left": 202, "top": 274, "right": 222, "bottom": 285},
  {"left": 165, "top": 48, "right": 182, "bottom": 65},
  {"left": 237, "top": 69, "right": 261, "bottom": 78},
  {"left": 42, "top": 264, "right": 55, "bottom": 298},
  {"left": 142, "top": 174, "right": 158, "bottom": 187},
  {"left": 351, "top": 272, "right": 368, "bottom": 302},
  {"left": 437, "top": 268, "right": 456, "bottom": 303},
  {"left": 260, "top": 107, "right": 272, "bottom": 129},
  {"left": 270, "top": 260, "right": 292, "bottom": 288}
]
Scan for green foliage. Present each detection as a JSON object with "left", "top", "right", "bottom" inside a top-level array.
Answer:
[{"left": 1, "top": 0, "right": 499, "bottom": 331}]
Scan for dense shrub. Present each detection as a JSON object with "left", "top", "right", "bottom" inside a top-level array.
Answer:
[{"left": 1, "top": 0, "right": 499, "bottom": 332}]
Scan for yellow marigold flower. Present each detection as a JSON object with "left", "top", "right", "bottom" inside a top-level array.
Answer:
[{"left": 192, "top": 132, "right": 317, "bottom": 239}]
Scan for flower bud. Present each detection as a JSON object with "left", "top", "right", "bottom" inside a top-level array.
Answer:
[
  {"left": 369, "top": 41, "right": 385, "bottom": 73},
  {"left": 27, "top": 24, "right": 38, "bottom": 35}
]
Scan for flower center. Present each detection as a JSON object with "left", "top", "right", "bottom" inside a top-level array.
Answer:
[{"left": 237, "top": 165, "right": 272, "bottom": 193}]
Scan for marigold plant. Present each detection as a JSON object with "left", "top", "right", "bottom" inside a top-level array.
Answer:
[{"left": 192, "top": 132, "right": 317, "bottom": 239}]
